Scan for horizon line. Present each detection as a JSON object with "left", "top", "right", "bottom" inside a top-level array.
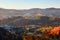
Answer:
[{"left": 0, "top": 7, "right": 60, "bottom": 10}]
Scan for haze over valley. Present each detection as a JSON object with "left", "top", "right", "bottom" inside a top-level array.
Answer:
[{"left": 0, "top": 8, "right": 60, "bottom": 19}]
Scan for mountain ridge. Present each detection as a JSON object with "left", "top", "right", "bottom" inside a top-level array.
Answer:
[{"left": 0, "top": 8, "right": 60, "bottom": 19}]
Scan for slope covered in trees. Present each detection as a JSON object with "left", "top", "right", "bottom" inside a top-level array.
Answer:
[{"left": 0, "top": 16, "right": 60, "bottom": 27}]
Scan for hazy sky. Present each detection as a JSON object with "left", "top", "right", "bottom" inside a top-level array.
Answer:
[{"left": 0, "top": 0, "right": 60, "bottom": 9}]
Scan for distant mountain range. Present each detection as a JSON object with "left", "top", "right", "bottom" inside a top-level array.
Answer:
[{"left": 0, "top": 8, "right": 60, "bottom": 19}]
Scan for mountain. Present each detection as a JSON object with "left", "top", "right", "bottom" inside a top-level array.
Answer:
[
  {"left": 0, "top": 8, "right": 60, "bottom": 19},
  {"left": 0, "top": 16, "right": 60, "bottom": 27}
]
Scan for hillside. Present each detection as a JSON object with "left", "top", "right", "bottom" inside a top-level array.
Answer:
[
  {"left": 0, "top": 8, "right": 60, "bottom": 19},
  {"left": 0, "top": 16, "right": 60, "bottom": 27}
]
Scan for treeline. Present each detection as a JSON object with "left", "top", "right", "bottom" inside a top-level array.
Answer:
[{"left": 0, "top": 27, "right": 23, "bottom": 40}]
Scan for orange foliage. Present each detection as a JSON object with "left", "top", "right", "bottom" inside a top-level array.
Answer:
[
  {"left": 23, "top": 26, "right": 60, "bottom": 40},
  {"left": 49, "top": 26, "right": 60, "bottom": 35}
]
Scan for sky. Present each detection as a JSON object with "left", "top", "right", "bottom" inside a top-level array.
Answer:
[{"left": 0, "top": 0, "right": 60, "bottom": 9}]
